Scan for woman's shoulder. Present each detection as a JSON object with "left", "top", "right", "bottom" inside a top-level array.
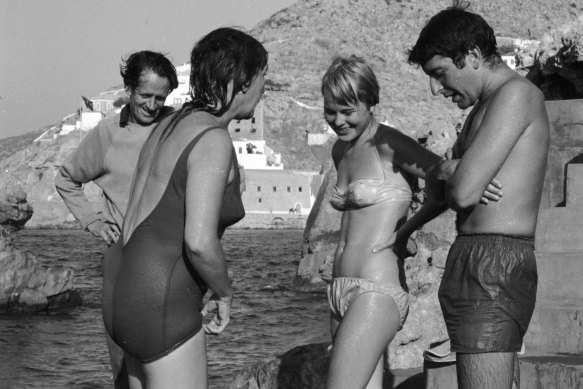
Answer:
[
  {"left": 170, "top": 113, "right": 231, "bottom": 152},
  {"left": 174, "top": 110, "right": 223, "bottom": 131}
]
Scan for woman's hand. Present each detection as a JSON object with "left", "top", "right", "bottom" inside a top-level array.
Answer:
[
  {"left": 201, "top": 294, "right": 232, "bottom": 335},
  {"left": 87, "top": 220, "right": 120, "bottom": 245}
]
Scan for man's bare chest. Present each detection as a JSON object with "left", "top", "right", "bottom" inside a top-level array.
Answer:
[{"left": 455, "top": 105, "right": 486, "bottom": 156}]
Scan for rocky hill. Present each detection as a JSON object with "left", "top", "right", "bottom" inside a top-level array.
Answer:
[
  {"left": 0, "top": 127, "right": 47, "bottom": 161},
  {"left": 0, "top": 0, "right": 580, "bottom": 228},
  {"left": 254, "top": 0, "right": 582, "bottom": 168},
  {"left": 3, "top": 0, "right": 580, "bottom": 169}
]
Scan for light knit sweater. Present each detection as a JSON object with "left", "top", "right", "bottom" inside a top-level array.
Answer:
[{"left": 55, "top": 105, "right": 172, "bottom": 230}]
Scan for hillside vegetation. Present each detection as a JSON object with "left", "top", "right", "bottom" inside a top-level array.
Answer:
[{"left": 2, "top": 0, "right": 580, "bottom": 170}]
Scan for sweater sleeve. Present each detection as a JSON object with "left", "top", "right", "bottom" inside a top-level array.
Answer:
[{"left": 55, "top": 123, "right": 112, "bottom": 229}]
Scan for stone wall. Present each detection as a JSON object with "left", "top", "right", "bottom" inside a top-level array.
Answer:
[
  {"left": 538, "top": 99, "right": 583, "bottom": 209},
  {"left": 234, "top": 212, "right": 307, "bottom": 230}
]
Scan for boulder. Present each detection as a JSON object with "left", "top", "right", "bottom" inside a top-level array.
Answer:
[
  {"left": 0, "top": 173, "right": 81, "bottom": 312},
  {"left": 230, "top": 343, "right": 330, "bottom": 389}
]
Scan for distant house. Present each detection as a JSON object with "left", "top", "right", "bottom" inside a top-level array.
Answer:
[
  {"left": 165, "top": 63, "right": 191, "bottom": 107},
  {"left": 242, "top": 169, "right": 323, "bottom": 215},
  {"left": 232, "top": 137, "right": 283, "bottom": 170},
  {"left": 85, "top": 88, "right": 127, "bottom": 114},
  {"left": 502, "top": 53, "right": 517, "bottom": 70}
]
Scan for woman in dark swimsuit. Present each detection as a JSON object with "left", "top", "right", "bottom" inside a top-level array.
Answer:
[{"left": 105, "top": 28, "right": 268, "bottom": 388}]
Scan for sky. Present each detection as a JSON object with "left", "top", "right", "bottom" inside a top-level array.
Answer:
[{"left": 0, "top": 0, "right": 296, "bottom": 139}]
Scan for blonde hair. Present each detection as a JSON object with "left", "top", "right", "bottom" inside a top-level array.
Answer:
[{"left": 321, "top": 55, "right": 379, "bottom": 108}]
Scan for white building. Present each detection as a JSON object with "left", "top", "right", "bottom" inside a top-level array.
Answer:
[
  {"left": 165, "top": 63, "right": 191, "bottom": 107},
  {"left": 232, "top": 138, "right": 283, "bottom": 170}
]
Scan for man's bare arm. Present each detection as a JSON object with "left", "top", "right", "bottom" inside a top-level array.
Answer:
[{"left": 446, "top": 79, "right": 533, "bottom": 209}]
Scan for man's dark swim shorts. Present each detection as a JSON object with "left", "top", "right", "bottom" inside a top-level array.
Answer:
[{"left": 438, "top": 234, "right": 537, "bottom": 353}]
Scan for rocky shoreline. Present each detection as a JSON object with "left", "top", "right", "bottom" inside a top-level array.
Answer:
[{"left": 0, "top": 174, "right": 82, "bottom": 313}]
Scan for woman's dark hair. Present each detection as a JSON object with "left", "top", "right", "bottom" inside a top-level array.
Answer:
[
  {"left": 188, "top": 27, "right": 268, "bottom": 116},
  {"left": 120, "top": 51, "right": 179, "bottom": 91},
  {"left": 408, "top": 0, "right": 500, "bottom": 68}
]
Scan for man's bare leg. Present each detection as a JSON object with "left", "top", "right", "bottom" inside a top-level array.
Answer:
[{"left": 457, "top": 352, "right": 515, "bottom": 389}]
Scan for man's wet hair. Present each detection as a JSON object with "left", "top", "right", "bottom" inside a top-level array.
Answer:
[
  {"left": 188, "top": 27, "right": 268, "bottom": 116},
  {"left": 120, "top": 51, "right": 179, "bottom": 91},
  {"left": 321, "top": 55, "right": 380, "bottom": 109},
  {"left": 408, "top": 0, "right": 500, "bottom": 68}
]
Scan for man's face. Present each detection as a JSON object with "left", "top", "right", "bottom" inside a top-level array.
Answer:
[
  {"left": 422, "top": 55, "right": 478, "bottom": 110},
  {"left": 128, "top": 70, "right": 171, "bottom": 126}
]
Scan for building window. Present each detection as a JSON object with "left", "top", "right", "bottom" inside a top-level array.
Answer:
[
  {"left": 95, "top": 103, "right": 100, "bottom": 111},
  {"left": 107, "top": 103, "right": 112, "bottom": 111},
  {"left": 298, "top": 187, "right": 303, "bottom": 192},
  {"left": 273, "top": 186, "right": 277, "bottom": 192},
  {"left": 257, "top": 186, "right": 261, "bottom": 192},
  {"left": 235, "top": 128, "right": 241, "bottom": 132},
  {"left": 287, "top": 186, "right": 291, "bottom": 192},
  {"left": 251, "top": 117, "right": 256, "bottom": 124},
  {"left": 258, "top": 198, "right": 262, "bottom": 203},
  {"left": 173, "top": 98, "right": 182, "bottom": 105},
  {"left": 251, "top": 128, "right": 256, "bottom": 133},
  {"left": 238, "top": 147, "right": 243, "bottom": 154}
]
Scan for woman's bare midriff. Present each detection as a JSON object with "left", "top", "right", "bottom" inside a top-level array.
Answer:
[{"left": 333, "top": 200, "right": 410, "bottom": 285}]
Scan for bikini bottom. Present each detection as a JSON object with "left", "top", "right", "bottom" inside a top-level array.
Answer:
[{"left": 327, "top": 277, "right": 409, "bottom": 329}]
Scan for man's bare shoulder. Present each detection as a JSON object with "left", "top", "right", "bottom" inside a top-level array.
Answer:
[
  {"left": 495, "top": 75, "right": 545, "bottom": 108},
  {"left": 479, "top": 75, "right": 546, "bottom": 135}
]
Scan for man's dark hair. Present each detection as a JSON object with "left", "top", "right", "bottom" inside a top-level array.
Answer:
[
  {"left": 120, "top": 51, "right": 179, "bottom": 91},
  {"left": 408, "top": 0, "right": 500, "bottom": 68},
  {"left": 188, "top": 27, "right": 268, "bottom": 116}
]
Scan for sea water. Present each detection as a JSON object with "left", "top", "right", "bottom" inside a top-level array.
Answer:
[{"left": 0, "top": 229, "right": 330, "bottom": 388}]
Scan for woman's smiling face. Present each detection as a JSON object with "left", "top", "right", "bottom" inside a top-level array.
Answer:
[{"left": 323, "top": 97, "right": 372, "bottom": 143}]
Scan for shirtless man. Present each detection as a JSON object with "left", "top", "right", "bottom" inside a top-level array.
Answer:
[{"left": 374, "top": 2, "right": 550, "bottom": 388}]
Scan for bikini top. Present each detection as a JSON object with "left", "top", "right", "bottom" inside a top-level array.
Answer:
[
  {"left": 329, "top": 178, "right": 412, "bottom": 211},
  {"left": 328, "top": 129, "right": 412, "bottom": 211}
]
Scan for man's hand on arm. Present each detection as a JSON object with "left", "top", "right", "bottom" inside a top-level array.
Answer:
[{"left": 431, "top": 151, "right": 503, "bottom": 206}]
